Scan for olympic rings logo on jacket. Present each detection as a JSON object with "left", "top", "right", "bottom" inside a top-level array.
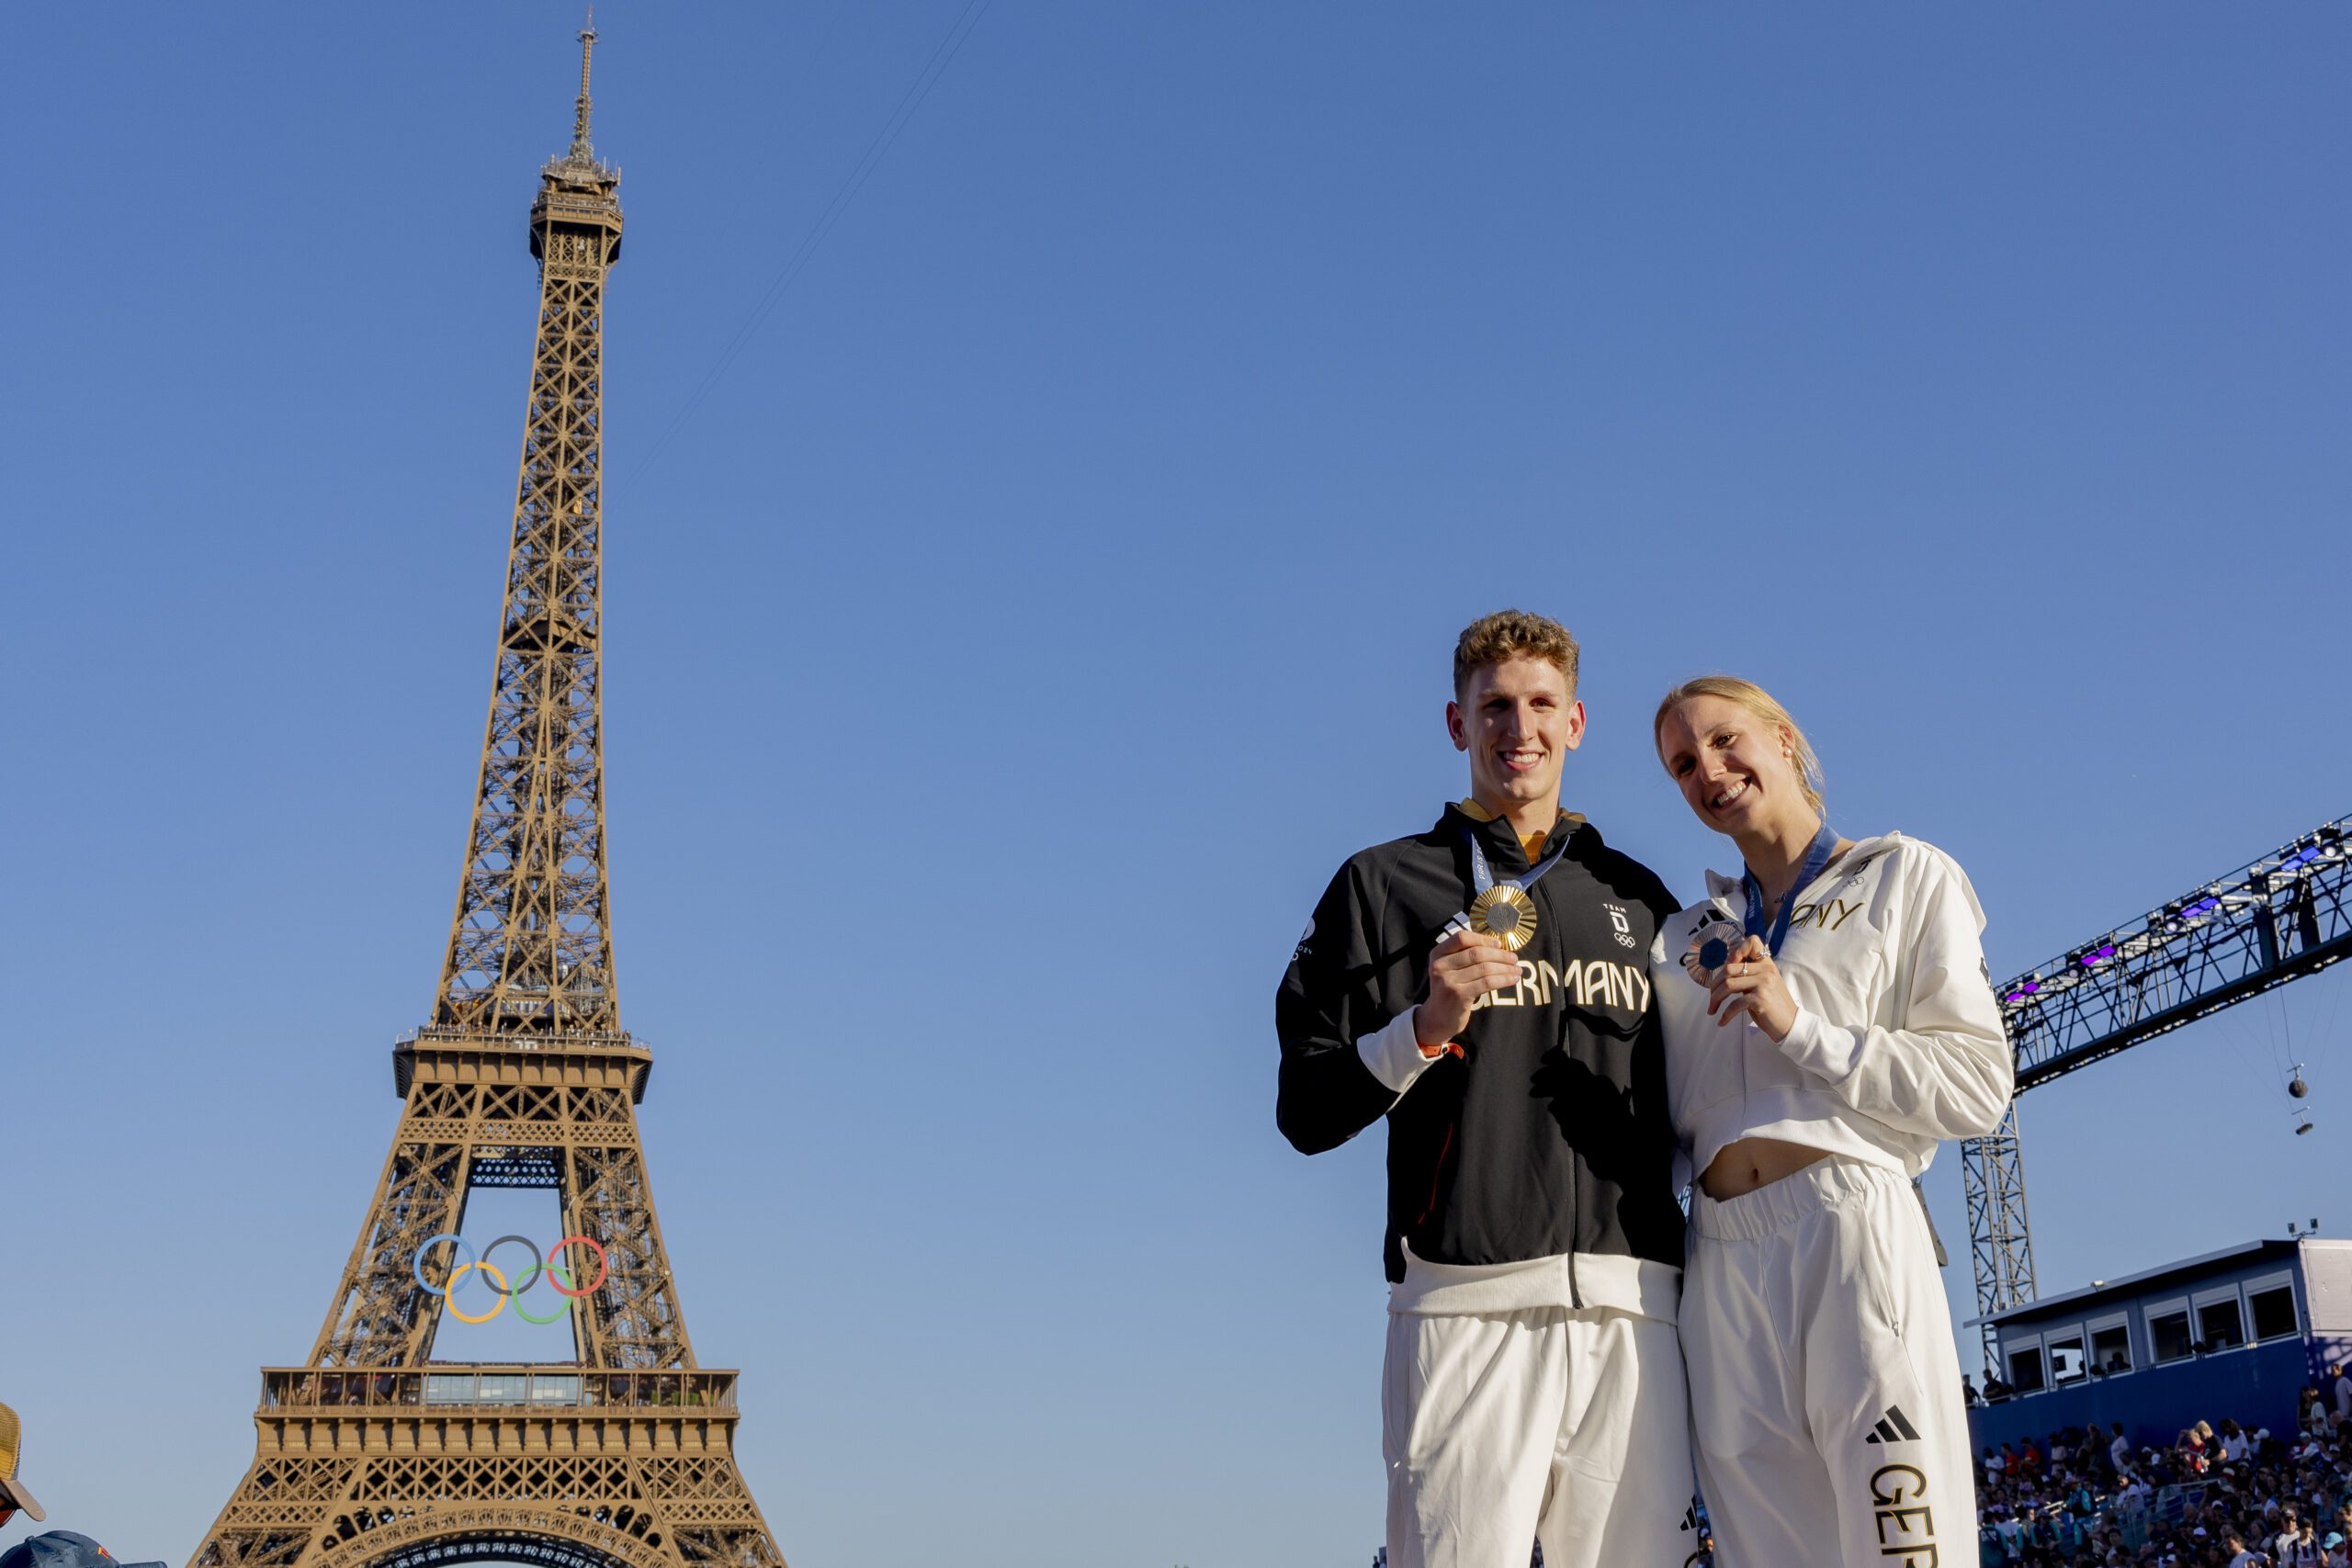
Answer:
[{"left": 412, "top": 1234, "right": 611, "bottom": 1325}]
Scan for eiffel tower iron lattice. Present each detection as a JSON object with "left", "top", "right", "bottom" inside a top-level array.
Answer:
[{"left": 191, "top": 29, "right": 786, "bottom": 1568}]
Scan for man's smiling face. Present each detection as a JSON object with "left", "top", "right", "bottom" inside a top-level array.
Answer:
[{"left": 1447, "top": 655, "right": 1584, "bottom": 818}]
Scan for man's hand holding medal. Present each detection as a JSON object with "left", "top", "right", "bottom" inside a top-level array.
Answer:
[
  {"left": 1415, "top": 827, "right": 1568, "bottom": 1058},
  {"left": 1413, "top": 928, "right": 1524, "bottom": 1059}
]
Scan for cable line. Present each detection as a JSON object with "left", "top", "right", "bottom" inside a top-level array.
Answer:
[{"left": 621, "top": 0, "right": 995, "bottom": 496}]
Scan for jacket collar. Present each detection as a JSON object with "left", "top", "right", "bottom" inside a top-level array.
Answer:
[
  {"left": 1442, "top": 799, "right": 1589, "bottom": 874},
  {"left": 1702, "top": 830, "right": 1903, "bottom": 911}
]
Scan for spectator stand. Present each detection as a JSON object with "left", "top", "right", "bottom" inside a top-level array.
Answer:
[{"left": 1969, "top": 1236, "right": 2351, "bottom": 1457}]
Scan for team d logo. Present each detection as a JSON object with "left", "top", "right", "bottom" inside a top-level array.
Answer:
[{"left": 1603, "top": 903, "right": 1636, "bottom": 948}]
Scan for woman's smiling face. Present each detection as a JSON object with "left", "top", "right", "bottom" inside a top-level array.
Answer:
[{"left": 1657, "top": 693, "right": 1807, "bottom": 836}]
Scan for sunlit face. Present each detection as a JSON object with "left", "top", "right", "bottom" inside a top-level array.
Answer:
[
  {"left": 1656, "top": 694, "right": 1807, "bottom": 836},
  {"left": 1447, "top": 656, "right": 1584, "bottom": 813}
]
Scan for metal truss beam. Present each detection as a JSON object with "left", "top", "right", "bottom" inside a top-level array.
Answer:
[{"left": 1997, "top": 818, "right": 2351, "bottom": 1091}]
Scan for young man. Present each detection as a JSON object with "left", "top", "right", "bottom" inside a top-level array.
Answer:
[{"left": 1276, "top": 611, "right": 1690, "bottom": 1568}]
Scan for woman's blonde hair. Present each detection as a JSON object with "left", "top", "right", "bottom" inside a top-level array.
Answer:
[{"left": 1653, "top": 675, "right": 1826, "bottom": 816}]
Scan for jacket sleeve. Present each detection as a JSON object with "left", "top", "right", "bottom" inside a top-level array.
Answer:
[
  {"left": 1772, "top": 845, "right": 2016, "bottom": 1141},
  {"left": 1275, "top": 857, "right": 1419, "bottom": 1154}
]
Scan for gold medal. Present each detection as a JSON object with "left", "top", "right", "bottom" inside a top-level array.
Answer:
[{"left": 1469, "top": 884, "right": 1538, "bottom": 951}]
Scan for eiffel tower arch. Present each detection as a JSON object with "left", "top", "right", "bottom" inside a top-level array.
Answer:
[{"left": 190, "top": 28, "right": 786, "bottom": 1568}]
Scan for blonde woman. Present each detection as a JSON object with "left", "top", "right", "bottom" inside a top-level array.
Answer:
[{"left": 1649, "top": 676, "right": 2012, "bottom": 1568}]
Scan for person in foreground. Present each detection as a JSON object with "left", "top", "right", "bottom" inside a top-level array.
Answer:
[
  {"left": 1278, "top": 611, "right": 1691, "bottom": 1568},
  {"left": 1650, "top": 675, "right": 2014, "bottom": 1568}
]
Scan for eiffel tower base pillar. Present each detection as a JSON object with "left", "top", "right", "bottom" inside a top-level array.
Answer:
[{"left": 192, "top": 1393, "right": 785, "bottom": 1568}]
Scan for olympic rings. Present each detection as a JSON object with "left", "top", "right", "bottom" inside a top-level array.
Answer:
[
  {"left": 481, "top": 1234, "right": 544, "bottom": 1292},
  {"left": 550, "top": 1236, "right": 607, "bottom": 1298},
  {"left": 444, "top": 1262, "right": 509, "bottom": 1323},
  {"left": 413, "top": 1233, "right": 611, "bottom": 1325},
  {"left": 512, "top": 1263, "right": 575, "bottom": 1325},
  {"left": 413, "top": 1234, "right": 468, "bottom": 1295}
]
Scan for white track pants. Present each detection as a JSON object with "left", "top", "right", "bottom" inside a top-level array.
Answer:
[
  {"left": 1382, "top": 1305, "right": 1694, "bottom": 1568},
  {"left": 1683, "top": 1158, "right": 1975, "bottom": 1568}
]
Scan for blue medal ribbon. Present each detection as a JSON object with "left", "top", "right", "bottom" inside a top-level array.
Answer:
[
  {"left": 1465, "top": 826, "right": 1572, "bottom": 903},
  {"left": 1740, "top": 820, "right": 1841, "bottom": 959}
]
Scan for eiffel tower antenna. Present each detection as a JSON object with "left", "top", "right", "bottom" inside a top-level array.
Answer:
[
  {"left": 571, "top": 11, "right": 598, "bottom": 163},
  {"left": 190, "top": 28, "right": 787, "bottom": 1568}
]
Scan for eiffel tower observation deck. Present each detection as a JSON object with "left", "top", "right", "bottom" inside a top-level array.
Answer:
[{"left": 190, "top": 26, "right": 788, "bottom": 1568}]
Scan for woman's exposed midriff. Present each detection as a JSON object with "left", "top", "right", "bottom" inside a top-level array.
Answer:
[{"left": 1698, "top": 1135, "right": 1831, "bottom": 1201}]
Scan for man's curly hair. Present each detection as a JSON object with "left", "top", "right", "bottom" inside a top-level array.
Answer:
[{"left": 1453, "top": 609, "right": 1580, "bottom": 697}]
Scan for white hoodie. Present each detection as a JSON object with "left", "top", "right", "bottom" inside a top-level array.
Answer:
[{"left": 1649, "top": 832, "right": 2013, "bottom": 1182}]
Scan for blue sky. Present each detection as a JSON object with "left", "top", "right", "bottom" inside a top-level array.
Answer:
[{"left": 2, "top": 6, "right": 2347, "bottom": 1567}]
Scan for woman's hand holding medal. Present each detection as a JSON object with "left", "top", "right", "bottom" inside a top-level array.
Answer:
[
  {"left": 1693, "top": 932, "right": 1798, "bottom": 1042},
  {"left": 1414, "top": 929, "right": 1524, "bottom": 1054}
]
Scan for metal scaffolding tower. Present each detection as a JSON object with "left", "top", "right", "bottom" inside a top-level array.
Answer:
[{"left": 1964, "top": 815, "right": 2352, "bottom": 1364}]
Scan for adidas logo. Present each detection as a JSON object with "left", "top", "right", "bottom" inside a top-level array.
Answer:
[{"left": 1863, "top": 1405, "right": 1921, "bottom": 1445}]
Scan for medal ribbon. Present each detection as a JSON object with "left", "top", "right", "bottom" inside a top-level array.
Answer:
[
  {"left": 1465, "top": 827, "right": 1572, "bottom": 904},
  {"left": 1742, "top": 820, "right": 1840, "bottom": 958}
]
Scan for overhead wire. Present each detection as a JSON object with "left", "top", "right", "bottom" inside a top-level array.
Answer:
[
  {"left": 2311, "top": 963, "right": 2346, "bottom": 1074},
  {"left": 2215, "top": 1001, "right": 2280, "bottom": 1098},
  {"left": 618, "top": 0, "right": 996, "bottom": 498}
]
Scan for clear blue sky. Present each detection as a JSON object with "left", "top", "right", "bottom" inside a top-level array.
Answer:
[{"left": 3, "top": 6, "right": 2347, "bottom": 1567}]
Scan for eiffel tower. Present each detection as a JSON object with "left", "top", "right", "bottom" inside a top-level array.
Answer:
[{"left": 191, "top": 28, "right": 786, "bottom": 1568}]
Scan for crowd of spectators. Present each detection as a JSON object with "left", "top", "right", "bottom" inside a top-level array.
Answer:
[
  {"left": 1972, "top": 1362, "right": 2352, "bottom": 1565},
  {"left": 1368, "top": 1365, "right": 2352, "bottom": 1568}
]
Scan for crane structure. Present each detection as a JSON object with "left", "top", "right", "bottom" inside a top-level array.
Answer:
[{"left": 1963, "top": 814, "right": 2352, "bottom": 1364}]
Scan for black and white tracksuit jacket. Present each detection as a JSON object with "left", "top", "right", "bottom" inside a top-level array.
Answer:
[{"left": 1277, "top": 803, "right": 1687, "bottom": 1310}]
